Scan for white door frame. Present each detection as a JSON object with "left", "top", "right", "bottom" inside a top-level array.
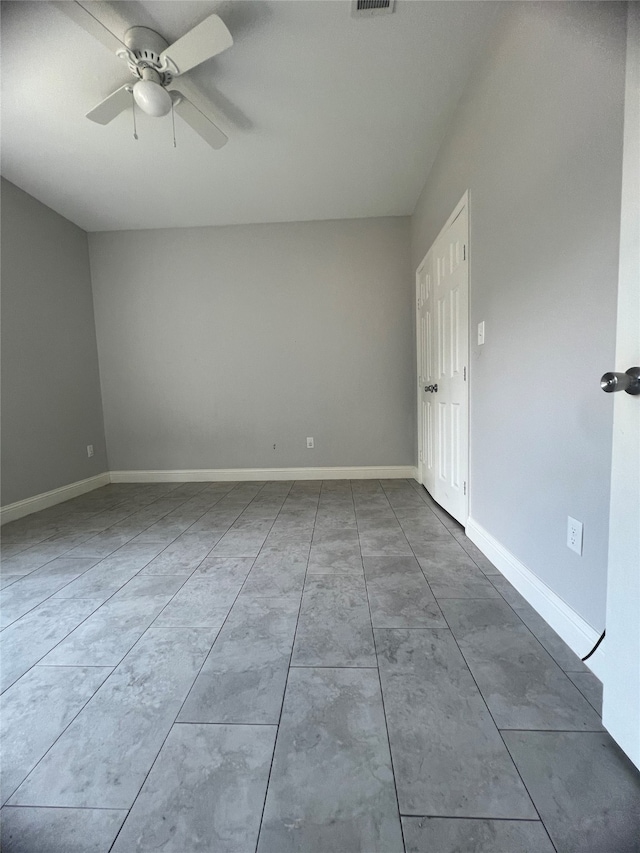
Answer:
[
  {"left": 601, "top": 2, "right": 640, "bottom": 770},
  {"left": 416, "top": 191, "right": 469, "bottom": 522}
]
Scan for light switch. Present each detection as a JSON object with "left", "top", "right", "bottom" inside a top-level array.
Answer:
[{"left": 478, "top": 321, "right": 485, "bottom": 346}]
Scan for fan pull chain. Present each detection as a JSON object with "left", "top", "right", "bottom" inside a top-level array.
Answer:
[
  {"left": 171, "top": 100, "right": 177, "bottom": 148},
  {"left": 130, "top": 89, "right": 138, "bottom": 141}
]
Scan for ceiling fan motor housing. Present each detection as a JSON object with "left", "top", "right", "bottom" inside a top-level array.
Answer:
[{"left": 122, "top": 27, "right": 173, "bottom": 86}]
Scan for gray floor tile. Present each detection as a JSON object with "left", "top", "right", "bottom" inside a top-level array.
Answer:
[
  {"left": 359, "top": 529, "right": 413, "bottom": 557},
  {"left": 418, "top": 551, "right": 501, "bottom": 599},
  {"left": 52, "top": 548, "right": 162, "bottom": 602},
  {"left": 0, "top": 575, "right": 23, "bottom": 590},
  {"left": 179, "top": 596, "right": 299, "bottom": 723},
  {"left": 194, "top": 554, "right": 255, "bottom": 583},
  {"left": 375, "top": 627, "right": 536, "bottom": 818},
  {"left": 132, "top": 519, "right": 194, "bottom": 543},
  {"left": 357, "top": 515, "right": 404, "bottom": 532},
  {"left": 3, "top": 482, "right": 634, "bottom": 852},
  {"left": 402, "top": 817, "right": 555, "bottom": 852},
  {"left": 314, "top": 509, "right": 358, "bottom": 529},
  {"left": 268, "top": 521, "right": 315, "bottom": 541},
  {"left": 308, "top": 528, "right": 363, "bottom": 573},
  {"left": 0, "top": 806, "right": 127, "bottom": 853},
  {"left": 490, "top": 575, "right": 589, "bottom": 672},
  {"left": 241, "top": 541, "right": 309, "bottom": 598},
  {"left": 1, "top": 665, "right": 112, "bottom": 803},
  {"left": 568, "top": 671, "right": 603, "bottom": 715},
  {"left": 503, "top": 730, "right": 640, "bottom": 853},
  {"left": 403, "top": 529, "right": 459, "bottom": 553},
  {"left": 258, "top": 667, "right": 404, "bottom": 853},
  {"left": 292, "top": 575, "right": 376, "bottom": 667},
  {"left": 452, "top": 532, "right": 500, "bottom": 574},
  {"left": 0, "top": 543, "right": 32, "bottom": 559},
  {"left": 363, "top": 556, "right": 444, "bottom": 628},
  {"left": 25, "top": 555, "right": 99, "bottom": 580},
  {"left": 0, "top": 544, "right": 72, "bottom": 577},
  {"left": 112, "top": 724, "right": 276, "bottom": 852},
  {"left": 41, "top": 594, "right": 173, "bottom": 666},
  {"left": 111, "top": 573, "right": 185, "bottom": 599},
  {"left": 154, "top": 577, "right": 238, "bottom": 627},
  {"left": 0, "top": 599, "right": 101, "bottom": 693},
  {"left": 10, "top": 626, "right": 217, "bottom": 809},
  {"left": 69, "top": 531, "right": 137, "bottom": 558},
  {"left": 210, "top": 528, "right": 270, "bottom": 557},
  {"left": 440, "top": 599, "right": 603, "bottom": 730},
  {"left": 140, "top": 535, "right": 215, "bottom": 575},
  {"left": 0, "top": 576, "right": 68, "bottom": 628}
]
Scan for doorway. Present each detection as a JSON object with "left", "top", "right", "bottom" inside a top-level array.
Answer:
[{"left": 416, "top": 193, "right": 469, "bottom": 525}]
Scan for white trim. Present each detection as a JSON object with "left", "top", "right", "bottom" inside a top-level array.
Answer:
[
  {"left": 109, "top": 466, "right": 418, "bottom": 484},
  {"left": 0, "top": 473, "right": 111, "bottom": 525},
  {"left": 466, "top": 517, "right": 605, "bottom": 680}
]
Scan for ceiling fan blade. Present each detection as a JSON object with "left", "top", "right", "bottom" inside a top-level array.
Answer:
[
  {"left": 160, "top": 14, "right": 232, "bottom": 76},
  {"left": 50, "top": 1, "right": 126, "bottom": 54},
  {"left": 172, "top": 92, "right": 228, "bottom": 150},
  {"left": 86, "top": 85, "right": 131, "bottom": 124}
]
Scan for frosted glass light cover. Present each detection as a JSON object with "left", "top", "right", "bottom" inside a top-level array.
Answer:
[{"left": 133, "top": 80, "right": 172, "bottom": 117}]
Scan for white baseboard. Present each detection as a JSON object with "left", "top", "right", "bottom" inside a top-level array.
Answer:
[
  {"left": 466, "top": 517, "right": 606, "bottom": 680},
  {"left": 110, "top": 466, "right": 417, "bottom": 484},
  {"left": 0, "top": 473, "right": 111, "bottom": 526}
]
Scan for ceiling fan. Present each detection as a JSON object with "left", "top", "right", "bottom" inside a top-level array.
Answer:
[{"left": 52, "top": 1, "right": 233, "bottom": 149}]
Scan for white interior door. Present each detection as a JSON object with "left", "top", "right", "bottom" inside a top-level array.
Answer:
[
  {"left": 601, "top": 1, "right": 640, "bottom": 770},
  {"left": 417, "top": 254, "right": 436, "bottom": 496},
  {"left": 417, "top": 195, "right": 469, "bottom": 525}
]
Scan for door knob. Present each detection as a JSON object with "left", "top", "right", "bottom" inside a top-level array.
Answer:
[
  {"left": 424, "top": 384, "right": 438, "bottom": 393},
  {"left": 600, "top": 367, "right": 640, "bottom": 395}
]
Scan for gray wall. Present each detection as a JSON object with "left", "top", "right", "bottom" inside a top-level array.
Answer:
[
  {"left": 411, "top": 2, "right": 626, "bottom": 630},
  {"left": 88, "top": 217, "right": 413, "bottom": 472},
  {"left": 1, "top": 178, "right": 107, "bottom": 505}
]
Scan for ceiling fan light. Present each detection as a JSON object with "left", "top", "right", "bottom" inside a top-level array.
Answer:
[{"left": 133, "top": 79, "right": 172, "bottom": 117}]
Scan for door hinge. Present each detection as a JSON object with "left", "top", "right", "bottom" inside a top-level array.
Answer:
[
  {"left": 464, "top": 367, "right": 467, "bottom": 381},
  {"left": 463, "top": 244, "right": 466, "bottom": 261},
  {"left": 463, "top": 482, "right": 467, "bottom": 495}
]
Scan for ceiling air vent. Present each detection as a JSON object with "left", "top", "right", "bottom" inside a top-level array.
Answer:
[{"left": 352, "top": 0, "right": 395, "bottom": 18}]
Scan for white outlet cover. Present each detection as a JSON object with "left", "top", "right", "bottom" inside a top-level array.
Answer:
[
  {"left": 478, "top": 321, "right": 485, "bottom": 345},
  {"left": 306, "top": 437, "right": 314, "bottom": 448},
  {"left": 567, "top": 516, "right": 583, "bottom": 555}
]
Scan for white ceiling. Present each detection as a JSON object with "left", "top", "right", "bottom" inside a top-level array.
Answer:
[{"left": 1, "top": 0, "right": 500, "bottom": 231}]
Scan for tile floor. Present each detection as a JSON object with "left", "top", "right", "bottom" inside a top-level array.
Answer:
[{"left": 1, "top": 479, "right": 638, "bottom": 852}]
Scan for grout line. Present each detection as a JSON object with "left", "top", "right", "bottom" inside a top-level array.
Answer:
[
  {"left": 289, "top": 664, "right": 379, "bottom": 669},
  {"left": 0, "top": 663, "right": 115, "bottom": 806},
  {"left": 3, "top": 804, "right": 129, "bottom": 812},
  {"left": 358, "top": 482, "right": 406, "bottom": 853},
  {"left": 174, "top": 721, "right": 279, "bottom": 727},
  {"left": 434, "top": 601, "right": 558, "bottom": 852},
  {"left": 254, "top": 478, "right": 321, "bottom": 853},
  {"left": 399, "top": 813, "right": 551, "bottom": 822},
  {"left": 108, "top": 480, "right": 292, "bottom": 853}
]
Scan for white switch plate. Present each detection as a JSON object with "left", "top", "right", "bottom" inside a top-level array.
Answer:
[
  {"left": 567, "top": 516, "right": 583, "bottom": 555},
  {"left": 87, "top": 444, "right": 94, "bottom": 458},
  {"left": 306, "top": 437, "right": 314, "bottom": 449},
  {"left": 478, "top": 321, "right": 485, "bottom": 345}
]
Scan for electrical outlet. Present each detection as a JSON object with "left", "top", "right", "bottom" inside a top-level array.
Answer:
[
  {"left": 306, "top": 437, "right": 314, "bottom": 449},
  {"left": 567, "top": 516, "right": 583, "bottom": 555},
  {"left": 87, "top": 444, "right": 94, "bottom": 458}
]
